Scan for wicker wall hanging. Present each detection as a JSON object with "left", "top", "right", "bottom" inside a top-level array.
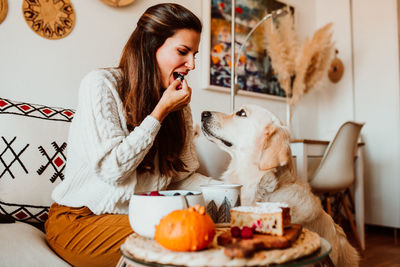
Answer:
[
  {"left": 100, "top": 0, "right": 136, "bottom": 8},
  {"left": 328, "top": 49, "right": 344, "bottom": 83},
  {"left": 22, "top": 0, "right": 75, "bottom": 40},
  {"left": 0, "top": 0, "right": 7, "bottom": 24}
]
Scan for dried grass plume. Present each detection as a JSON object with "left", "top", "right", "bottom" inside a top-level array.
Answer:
[{"left": 264, "top": 12, "right": 335, "bottom": 108}]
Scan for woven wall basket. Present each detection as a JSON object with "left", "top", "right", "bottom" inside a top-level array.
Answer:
[
  {"left": 22, "top": 0, "right": 75, "bottom": 40},
  {"left": 100, "top": 0, "right": 136, "bottom": 8},
  {"left": 0, "top": 0, "right": 7, "bottom": 24}
]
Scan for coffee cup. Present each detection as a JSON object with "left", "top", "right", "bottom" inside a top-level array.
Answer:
[{"left": 200, "top": 184, "right": 242, "bottom": 226}]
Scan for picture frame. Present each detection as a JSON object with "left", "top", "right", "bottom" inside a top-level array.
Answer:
[{"left": 201, "top": 0, "right": 292, "bottom": 101}]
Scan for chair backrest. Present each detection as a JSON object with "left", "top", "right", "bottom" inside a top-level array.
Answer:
[{"left": 309, "top": 121, "right": 364, "bottom": 193}]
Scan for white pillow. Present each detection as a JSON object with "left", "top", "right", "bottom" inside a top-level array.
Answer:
[
  {"left": 0, "top": 98, "right": 74, "bottom": 225},
  {"left": 0, "top": 222, "right": 70, "bottom": 266}
]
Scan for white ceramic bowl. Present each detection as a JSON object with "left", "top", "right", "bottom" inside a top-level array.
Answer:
[{"left": 128, "top": 190, "right": 205, "bottom": 238}]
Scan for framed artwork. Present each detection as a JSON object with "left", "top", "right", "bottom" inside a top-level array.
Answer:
[{"left": 201, "top": 0, "right": 292, "bottom": 100}]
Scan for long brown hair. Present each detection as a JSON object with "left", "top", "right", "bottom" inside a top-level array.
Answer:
[{"left": 118, "top": 3, "right": 202, "bottom": 177}]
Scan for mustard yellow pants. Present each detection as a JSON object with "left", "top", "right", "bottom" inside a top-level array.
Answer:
[{"left": 45, "top": 203, "right": 133, "bottom": 267}]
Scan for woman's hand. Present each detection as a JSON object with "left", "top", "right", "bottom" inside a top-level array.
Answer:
[{"left": 151, "top": 79, "right": 191, "bottom": 122}]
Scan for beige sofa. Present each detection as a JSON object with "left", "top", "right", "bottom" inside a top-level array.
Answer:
[{"left": 0, "top": 97, "right": 227, "bottom": 266}]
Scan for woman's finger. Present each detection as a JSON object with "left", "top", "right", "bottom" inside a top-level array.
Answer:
[{"left": 167, "top": 79, "right": 181, "bottom": 91}]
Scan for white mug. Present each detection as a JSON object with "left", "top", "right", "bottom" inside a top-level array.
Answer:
[{"left": 200, "top": 184, "right": 242, "bottom": 226}]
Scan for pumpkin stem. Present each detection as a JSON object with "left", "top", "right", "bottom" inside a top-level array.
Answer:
[{"left": 189, "top": 205, "right": 206, "bottom": 215}]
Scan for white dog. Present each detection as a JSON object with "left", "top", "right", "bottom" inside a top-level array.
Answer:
[{"left": 201, "top": 104, "right": 359, "bottom": 267}]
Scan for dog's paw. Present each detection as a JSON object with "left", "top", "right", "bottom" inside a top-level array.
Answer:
[{"left": 259, "top": 172, "right": 278, "bottom": 193}]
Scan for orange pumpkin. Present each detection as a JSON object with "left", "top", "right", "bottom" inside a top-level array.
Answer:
[{"left": 154, "top": 205, "right": 216, "bottom": 252}]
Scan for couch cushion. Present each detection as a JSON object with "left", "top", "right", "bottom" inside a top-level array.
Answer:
[
  {"left": 0, "top": 213, "right": 15, "bottom": 223},
  {"left": 0, "top": 222, "right": 70, "bottom": 266},
  {"left": 0, "top": 98, "right": 74, "bottom": 225}
]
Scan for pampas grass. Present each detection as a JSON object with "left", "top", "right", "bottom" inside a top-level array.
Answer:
[
  {"left": 276, "top": 8, "right": 299, "bottom": 92},
  {"left": 264, "top": 12, "right": 334, "bottom": 110},
  {"left": 263, "top": 8, "right": 298, "bottom": 98},
  {"left": 291, "top": 23, "right": 334, "bottom": 106}
]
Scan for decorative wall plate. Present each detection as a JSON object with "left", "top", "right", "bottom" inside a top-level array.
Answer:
[
  {"left": 0, "top": 0, "right": 7, "bottom": 24},
  {"left": 22, "top": 0, "right": 75, "bottom": 40},
  {"left": 100, "top": 0, "right": 136, "bottom": 8}
]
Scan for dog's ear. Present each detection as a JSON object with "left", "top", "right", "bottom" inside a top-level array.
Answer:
[{"left": 258, "top": 124, "right": 291, "bottom": 171}]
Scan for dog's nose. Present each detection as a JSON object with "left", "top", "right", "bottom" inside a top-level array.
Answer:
[{"left": 201, "top": 111, "right": 212, "bottom": 122}]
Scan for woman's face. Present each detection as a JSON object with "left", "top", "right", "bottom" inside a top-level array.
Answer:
[{"left": 156, "top": 29, "right": 201, "bottom": 89}]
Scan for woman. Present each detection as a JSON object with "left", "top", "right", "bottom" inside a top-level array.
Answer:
[{"left": 45, "top": 3, "right": 217, "bottom": 266}]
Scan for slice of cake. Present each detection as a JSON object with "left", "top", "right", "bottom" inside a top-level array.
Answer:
[
  {"left": 231, "top": 202, "right": 291, "bottom": 236},
  {"left": 256, "top": 202, "right": 291, "bottom": 228}
]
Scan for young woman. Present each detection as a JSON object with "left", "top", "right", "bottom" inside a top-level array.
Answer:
[{"left": 45, "top": 3, "right": 218, "bottom": 266}]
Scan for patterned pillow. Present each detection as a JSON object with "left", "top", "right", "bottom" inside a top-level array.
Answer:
[{"left": 0, "top": 97, "right": 74, "bottom": 225}]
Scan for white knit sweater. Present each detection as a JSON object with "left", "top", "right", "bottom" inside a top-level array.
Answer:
[{"left": 52, "top": 69, "right": 213, "bottom": 215}]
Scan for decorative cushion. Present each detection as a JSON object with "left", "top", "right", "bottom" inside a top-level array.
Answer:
[
  {"left": 0, "top": 222, "right": 70, "bottom": 266},
  {"left": 0, "top": 97, "right": 74, "bottom": 225},
  {"left": 0, "top": 213, "right": 15, "bottom": 223}
]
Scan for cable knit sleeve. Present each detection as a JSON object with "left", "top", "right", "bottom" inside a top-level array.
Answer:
[{"left": 78, "top": 70, "right": 161, "bottom": 185}]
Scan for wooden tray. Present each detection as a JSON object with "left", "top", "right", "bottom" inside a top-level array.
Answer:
[{"left": 121, "top": 228, "right": 327, "bottom": 267}]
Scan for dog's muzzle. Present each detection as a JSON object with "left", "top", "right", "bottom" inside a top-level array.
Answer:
[
  {"left": 201, "top": 111, "right": 213, "bottom": 133},
  {"left": 201, "top": 111, "right": 232, "bottom": 147}
]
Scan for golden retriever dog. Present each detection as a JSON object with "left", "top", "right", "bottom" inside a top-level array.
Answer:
[{"left": 201, "top": 104, "right": 359, "bottom": 267}]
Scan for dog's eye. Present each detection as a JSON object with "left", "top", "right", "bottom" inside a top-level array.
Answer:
[{"left": 236, "top": 109, "right": 247, "bottom": 117}]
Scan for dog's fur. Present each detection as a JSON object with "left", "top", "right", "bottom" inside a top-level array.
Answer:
[{"left": 201, "top": 104, "right": 359, "bottom": 267}]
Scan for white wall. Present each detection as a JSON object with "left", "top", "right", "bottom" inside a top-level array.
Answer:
[
  {"left": 314, "top": 0, "right": 355, "bottom": 138},
  {"left": 0, "top": 0, "right": 203, "bottom": 108},
  {"left": 312, "top": 0, "right": 400, "bottom": 228},
  {"left": 352, "top": 0, "right": 400, "bottom": 228}
]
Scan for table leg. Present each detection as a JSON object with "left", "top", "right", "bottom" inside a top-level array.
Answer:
[
  {"left": 354, "top": 147, "right": 365, "bottom": 250},
  {"left": 116, "top": 256, "right": 147, "bottom": 267},
  {"left": 291, "top": 143, "right": 308, "bottom": 182}
]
